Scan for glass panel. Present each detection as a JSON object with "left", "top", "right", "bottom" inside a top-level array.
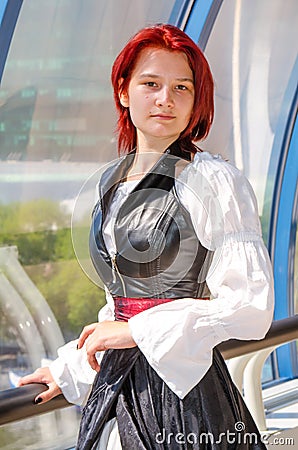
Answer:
[
  {"left": 295, "top": 226, "right": 298, "bottom": 373},
  {"left": 202, "top": 0, "right": 297, "bottom": 384},
  {"left": 295, "top": 227, "right": 298, "bottom": 315},
  {"left": 0, "top": 0, "right": 176, "bottom": 447},
  {"left": 202, "top": 0, "right": 297, "bottom": 239},
  {"left": 262, "top": 355, "right": 274, "bottom": 383}
]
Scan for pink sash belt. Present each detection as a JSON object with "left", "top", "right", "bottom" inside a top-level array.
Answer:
[{"left": 113, "top": 296, "right": 209, "bottom": 321}]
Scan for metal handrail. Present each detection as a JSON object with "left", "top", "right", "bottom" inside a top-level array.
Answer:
[
  {"left": 0, "top": 383, "right": 70, "bottom": 426},
  {"left": 218, "top": 314, "right": 298, "bottom": 359},
  {"left": 0, "top": 315, "right": 297, "bottom": 426}
]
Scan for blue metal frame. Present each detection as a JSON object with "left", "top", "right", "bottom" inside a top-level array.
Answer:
[
  {"left": 183, "top": 0, "right": 223, "bottom": 48},
  {"left": 0, "top": 0, "right": 9, "bottom": 26},
  {"left": 184, "top": 1, "right": 298, "bottom": 381},
  {"left": 265, "top": 57, "right": 298, "bottom": 379},
  {"left": 266, "top": 58, "right": 298, "bottom": 252},
  {"left": 290, "top": 184, "right": 298, "bottom": 375},
  {"left": 0, "top": 0, "right": 23, "bottom": 84},
  {"left": 169, "top": 0, "right": 194, "bottom": 27},
  {"left": 273, "top": 107, "right": 298, "bottom": 378},
  {"left": 272, "top": 97, "right": 298, "bottom": 319}
]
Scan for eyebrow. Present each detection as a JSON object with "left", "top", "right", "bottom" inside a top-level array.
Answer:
[{"left": 139, "top": 73, "right": 194, "bottom": 83}]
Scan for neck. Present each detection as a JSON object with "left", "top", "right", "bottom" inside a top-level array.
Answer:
[
  {"left": 124, "top": 135, "right": 176, "bottom": 180},
  {"left": 126, "top": 151, "right": 166, "bottom": 181},
  {"left": 136, "top": 132, "right": 179, "bottom": 155}
]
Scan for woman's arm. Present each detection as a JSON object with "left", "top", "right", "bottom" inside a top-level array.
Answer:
[
  {"left": 127, "top": 153, "right": 274, "bottom": 399},
  {"left": 18, "top": 290, "right": 116, "bottom": 405},
  {"left": 77, "top": 321, "right": 136, "bottom": 371}
]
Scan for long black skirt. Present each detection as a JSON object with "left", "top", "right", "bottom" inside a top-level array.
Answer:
[{"left": 76, "top": 347, "right": 266, "bottom": 449}]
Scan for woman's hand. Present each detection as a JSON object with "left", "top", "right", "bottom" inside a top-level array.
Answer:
[
  {"left": 18, "top": 367, "right": 62, "bottom": 404},
  {"left": 77, "top": 321, "right": 137, "bottom": 371}
]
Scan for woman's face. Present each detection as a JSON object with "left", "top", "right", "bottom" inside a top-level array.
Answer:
[{"left": 119, "top": 48, "right": 195, "bottom": 151}]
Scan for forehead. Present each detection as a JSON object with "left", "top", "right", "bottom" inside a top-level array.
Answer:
[{"left": 132, "top": 47, "right": 193, "bottom": 78}]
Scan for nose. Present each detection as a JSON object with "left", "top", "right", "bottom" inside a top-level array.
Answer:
[{"left": 155, "top": 86, "right": 174, "bottom": 108}]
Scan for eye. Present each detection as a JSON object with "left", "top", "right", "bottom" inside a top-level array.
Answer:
[
  {"left": 176, "top": 84, "right": 188, "bottom": 91},
  {"left": 144, "top": 81, "right": 158, "bottom": 87}
]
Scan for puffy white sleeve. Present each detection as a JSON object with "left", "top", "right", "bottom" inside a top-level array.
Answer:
[
  {"left": 49, "top": 286, "right": 114, "bottom": 405},
  {"left": 128, "top": 152, "right": 274, "bottom": 399}
]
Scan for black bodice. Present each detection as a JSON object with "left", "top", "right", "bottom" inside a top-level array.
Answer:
[{"left": 89, "top": 144, "right": 213, "bottom": 299}]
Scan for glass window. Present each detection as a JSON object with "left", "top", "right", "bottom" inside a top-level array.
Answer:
[
  {"left": 294, "top": 231, "right": 298, "bottom": 314},
  {"left": 0, "top": 0, "right": 176, "bottom": 447},
  {"left": 202, "top": 0, "right": 298, "bottom": 383},
  {"left": 202, "top": 0, "right": 297, "bottom": 240},
  {"left": 295, "top": 225, "right": 298, "bottom": 373}
]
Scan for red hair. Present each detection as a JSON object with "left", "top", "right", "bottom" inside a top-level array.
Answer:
[{"left": 111, "top": 24, "right": 214, "bottom": 155}]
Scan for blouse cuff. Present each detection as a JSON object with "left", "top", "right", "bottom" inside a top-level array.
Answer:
[
  {"left": 49, "top": 292, "right": 113, "bottom": 406},
  {"left": 128, "top": 298, "right": 225, "bottom": 399},
  {"left": 49, "top": 340, "right": 101, "bottom": 406}
]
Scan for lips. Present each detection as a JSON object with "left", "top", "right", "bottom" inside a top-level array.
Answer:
[{"left": 150, "top": 114, "right": 175, "bottom": 119}]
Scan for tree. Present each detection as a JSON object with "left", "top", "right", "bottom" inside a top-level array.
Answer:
[{"left": 0, "top": 199, "right": 105, "bottom": 338}]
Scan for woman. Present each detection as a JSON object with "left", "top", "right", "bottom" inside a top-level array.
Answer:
[{"left": 19, "top": 24, "right": 274, "bottom": 449}]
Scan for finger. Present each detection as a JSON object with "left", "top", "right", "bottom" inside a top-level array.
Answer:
[
  {"left": 87, "top": 353, "right": 100, "bottom": 372},
  {"left": 18, "top": 372, "right": 45, "bottom": 386},
  {"left": 34, "top": 383, "right": 62, "bottom": 405},
  {"left": 77, "top": 323, "right": 97, "bottom": 349}
]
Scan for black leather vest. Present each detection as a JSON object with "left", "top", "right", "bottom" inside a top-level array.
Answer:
[{"left": 89, "top": 144, "right": 213, "bottom": 299}]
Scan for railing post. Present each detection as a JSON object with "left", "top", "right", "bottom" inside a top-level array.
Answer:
[
  {"left": 227, "top": 353, "right": 253, "bottom": 392},
  {"left": 242, "top": 346, "right": 276, "bottom": 431}
]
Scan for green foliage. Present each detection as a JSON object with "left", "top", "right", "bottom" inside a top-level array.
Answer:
[
  {"left": 30, "top": 260, "right": 105, "bottom": 339},
  {"left": 0, "top": 426, "right": 17, "bottom": 447},
  {"left": 0, "top": 199, "right": 68, "bottom": 234},
  {"left": 0, "top": 228, "right": 74, "bottom": 265},
  {"left": 0, "top": 199, "right": 73, "bottom": 264},
  {"left": 67, "top": 272, "right": 105, "bottom": 332},
  {"left": 0, "top": 199, "right": 106, "bottom": 339}
]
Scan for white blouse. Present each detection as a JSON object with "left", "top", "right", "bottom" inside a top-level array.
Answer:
[
  {"left": 102, "top": 179, "right": 139, "bottom": 254},
  {"left": 49, "top": 151, "right": 274, "bottom": 404}
]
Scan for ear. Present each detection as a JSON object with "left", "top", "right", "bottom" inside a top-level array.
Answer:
[
  {"left": 118, "top": 78, "right": 129, "bottom": 107},
  {"left": 119, "top": 90, "right": 129, "bottom": 107}
]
